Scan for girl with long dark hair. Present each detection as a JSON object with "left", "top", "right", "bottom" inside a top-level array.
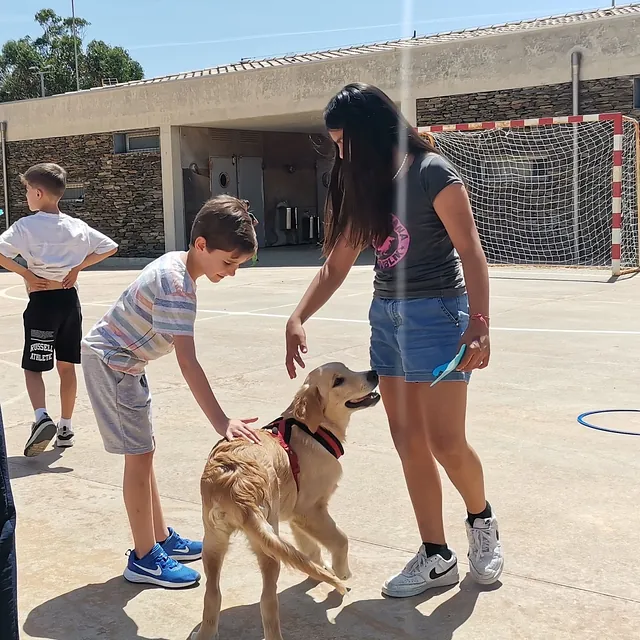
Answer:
[{"left": 284, "top": 83, "right": 503, "bottom": 597}]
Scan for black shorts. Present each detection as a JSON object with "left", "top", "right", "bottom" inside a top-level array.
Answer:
[{"left": 22, "top": 289, "right": 83, "bottom": 372}]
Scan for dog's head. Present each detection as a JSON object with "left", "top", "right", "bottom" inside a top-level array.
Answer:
[{"left": 291, "top": 362, "right": 380, "bottom": 435}]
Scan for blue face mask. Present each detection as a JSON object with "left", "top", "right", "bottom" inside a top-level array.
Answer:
[{"left": 431, "top": 345, "right": 467, "bottom": 387}]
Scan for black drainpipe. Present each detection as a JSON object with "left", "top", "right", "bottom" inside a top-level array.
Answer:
[{"left": 0, "top": 121, "right": 9, "bottom": 231}]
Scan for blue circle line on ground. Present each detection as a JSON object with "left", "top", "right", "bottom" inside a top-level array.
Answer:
[{"left": 577, "top": 409, "right": 640, "bottom": 437}]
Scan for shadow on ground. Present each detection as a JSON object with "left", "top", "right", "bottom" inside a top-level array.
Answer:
[
  {"left": 8, "top": 448, "right": 72, "bottom": 479},
  {"left": 23, "top": 576, "right": 196, "bottom": 640},
  {"left": 190, "top": 576, "right": 499, "bottom": 640}
]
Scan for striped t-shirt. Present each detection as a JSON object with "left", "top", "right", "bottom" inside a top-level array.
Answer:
[{"left": 82, "top": 251, "right": 197, "bottom": 374}]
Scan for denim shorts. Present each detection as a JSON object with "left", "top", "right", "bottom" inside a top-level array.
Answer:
[{"left": 369, "top": 293, "right": 471, "bottom": 383}]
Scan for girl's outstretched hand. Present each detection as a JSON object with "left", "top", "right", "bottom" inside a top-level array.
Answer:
[{"left": 285, "top": 317, "right": 307, "bottom": 379}]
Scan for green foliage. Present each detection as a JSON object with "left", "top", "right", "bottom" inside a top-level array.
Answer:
[{"left": 0, "top": 8, "right": 144, "bottom": 102}]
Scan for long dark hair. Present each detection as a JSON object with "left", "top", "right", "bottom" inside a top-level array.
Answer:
[{"left": 322, "top": 82, "right": 439, "bottom": 255}]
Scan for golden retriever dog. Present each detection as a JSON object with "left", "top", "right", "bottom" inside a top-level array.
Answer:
[{"left": 192, "top": 362, "right": 380, "bottom": 640}]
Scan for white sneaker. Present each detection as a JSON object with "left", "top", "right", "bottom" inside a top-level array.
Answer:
[
  {"left": 382, "top": 545, "right": 459, "bottom": 598},
  {"left": 55, "top": 424, "right": 75, "bottom": 448},
  {"left": 466, "top": 515, "right": 504, "bottom": 584}
]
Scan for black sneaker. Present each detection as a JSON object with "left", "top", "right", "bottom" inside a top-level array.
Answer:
[{"left": 24, "top": 414, "right": 57, "bottom": 457}]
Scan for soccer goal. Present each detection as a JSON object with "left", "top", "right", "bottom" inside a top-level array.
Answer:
[{"left": 418, "top": 113, "right": 640, "bottom": 276}]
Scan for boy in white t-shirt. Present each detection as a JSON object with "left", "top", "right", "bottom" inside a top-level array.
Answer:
[{"left": 0, "top": 163, "right": 118, "bottom": 456}]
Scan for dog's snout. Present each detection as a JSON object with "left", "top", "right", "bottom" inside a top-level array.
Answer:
[{"left": 367, "top": 370, "right": 379, "bottom": 385}]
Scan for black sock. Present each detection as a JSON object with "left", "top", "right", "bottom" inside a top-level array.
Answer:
[
  {"left": 423, "top": 542, "right": 452, "bottom": 561},
  {"left": 467, "top": 500, "right": 492, "bottom": 526}
]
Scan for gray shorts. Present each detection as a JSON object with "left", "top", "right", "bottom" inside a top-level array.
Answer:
[{"left": 81, "top": 347, "right": 154, "bottom": 455}]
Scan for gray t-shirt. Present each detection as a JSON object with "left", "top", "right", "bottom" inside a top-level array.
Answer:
[{"left": 373, "top": 152, "right": 467, "bottom": 299}]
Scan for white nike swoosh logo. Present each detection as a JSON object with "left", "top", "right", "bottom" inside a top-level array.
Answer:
[
  {"left": 172, "top": 547, "right": 190, "bottom": 554},
  {"left": 133, "top": 563, "right": 163, "bottom": 576}
]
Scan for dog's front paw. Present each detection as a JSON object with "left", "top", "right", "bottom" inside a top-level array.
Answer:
[{"left": 332, "top": 563, "right": 352, "bottom": 581}]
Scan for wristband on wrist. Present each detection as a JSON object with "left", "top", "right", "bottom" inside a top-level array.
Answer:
[{"left": 470, "top": 313, "right": 490, "bottom": 327}]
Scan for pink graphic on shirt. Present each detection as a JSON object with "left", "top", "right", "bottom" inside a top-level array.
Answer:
[{"left": 374, "top": 214, "right": 410, "bottom": 269}]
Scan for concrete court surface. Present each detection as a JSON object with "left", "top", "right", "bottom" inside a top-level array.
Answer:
[{"left": 1, "top": 248, "right": 639, "bottom": 640}]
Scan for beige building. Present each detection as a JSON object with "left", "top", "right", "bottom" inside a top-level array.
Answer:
[{"left": 1, "top": 4, "right": 640, "bottom": 260}]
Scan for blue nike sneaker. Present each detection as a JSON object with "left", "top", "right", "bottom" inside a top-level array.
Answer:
[
  {"left": 160, "top": 527, "right": 203, "bottom": 562},
  {"left": 123, "top": 543, "right": 200, "bottom": 588}
]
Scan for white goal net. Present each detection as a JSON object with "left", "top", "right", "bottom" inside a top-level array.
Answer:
[{"left": 418, "top": 114, "right": 640, "bottom": 275}]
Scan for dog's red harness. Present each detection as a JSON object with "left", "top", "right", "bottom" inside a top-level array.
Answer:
[{"left": 263, "top": 417, "right": 344, "bottom": 490}]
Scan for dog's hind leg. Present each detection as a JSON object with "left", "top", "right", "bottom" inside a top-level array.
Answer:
[{"left": 192, "top": 525, "right": 232, "bottom": 640}]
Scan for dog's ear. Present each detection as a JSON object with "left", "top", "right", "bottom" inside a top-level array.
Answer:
[{"left": 293, "top": 384, "right": 325, "bottom": 433}]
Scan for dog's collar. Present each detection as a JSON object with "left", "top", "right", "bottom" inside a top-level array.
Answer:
[{"left": 263, "top": 417, "right": 344, "bottom": 460}]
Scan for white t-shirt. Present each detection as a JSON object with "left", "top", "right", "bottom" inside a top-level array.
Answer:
[{"left": 0, "top": 212, "right": 118, "bottom": 282}]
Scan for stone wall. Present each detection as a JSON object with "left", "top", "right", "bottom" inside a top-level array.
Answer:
[
  {"left": 417, "top": 76, "right": 640, "bottom": 125},
  {"left": 0, "top": 131, "right": 163, "bottom": 257}
]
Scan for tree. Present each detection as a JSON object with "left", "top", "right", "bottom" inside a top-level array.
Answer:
[{"left": 0, "top": 9, "right": 144, "bottom": 102}]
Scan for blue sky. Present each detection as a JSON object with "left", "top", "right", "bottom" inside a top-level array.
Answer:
[{"left": 1, "top": 1, "right": 609, "bottom": 79}]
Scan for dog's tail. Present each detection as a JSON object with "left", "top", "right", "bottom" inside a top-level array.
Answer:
[
  {"left": 202, "top": 451, "right": 271, "bottom": 527},
  {"left": 244, "top": 510, "right": 347, "bottom": 595},
  {"left": 203, "top": 449, "right": 346, "bottom": 594}
]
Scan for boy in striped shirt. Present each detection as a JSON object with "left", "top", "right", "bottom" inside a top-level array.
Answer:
[{"left": 81, "top": 195, "right": 260, "bottom": 588}]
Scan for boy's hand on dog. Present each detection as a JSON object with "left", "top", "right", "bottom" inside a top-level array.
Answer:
[
  {"left": 225, "top": 417, "right": 262, "bottom": 444},
  {"left": 285, "top": 318, "right": 307, "bottom": 379}
]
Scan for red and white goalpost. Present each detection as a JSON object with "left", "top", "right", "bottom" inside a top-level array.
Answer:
[{"left": 418, "top": 113, "right": 640, "bottom": 276}]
